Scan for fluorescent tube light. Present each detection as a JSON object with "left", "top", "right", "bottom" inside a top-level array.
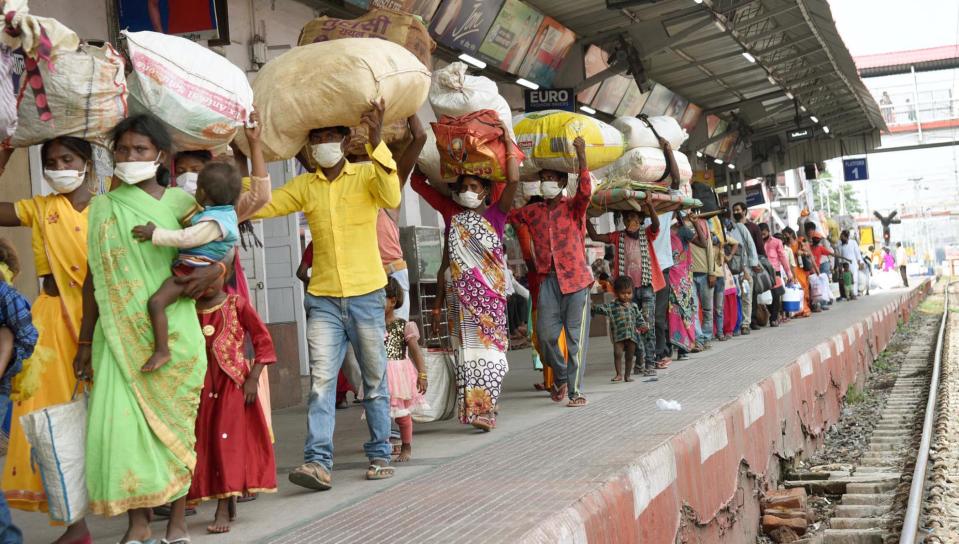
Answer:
[
  {"left": 516, "top": 78, "right": 539, "bottom": 90},
  {"left": 457, "top": 53, "right": 486, "bottom": 70}
]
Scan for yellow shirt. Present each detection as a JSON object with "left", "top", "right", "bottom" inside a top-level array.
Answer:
[{"left": 252, "top": 142, "right": 400, "bottom": 298}]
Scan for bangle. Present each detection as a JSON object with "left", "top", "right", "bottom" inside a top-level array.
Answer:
[
  {"left": 418, "top": 372, "right": 428, "bottom": 379},
  {"left": 78, "top": 339, "right": 92, "bottom": 346}
]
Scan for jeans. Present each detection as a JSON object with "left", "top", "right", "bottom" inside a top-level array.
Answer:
[
  {"left": 654, "top": 269, "right": 670, "bottom": 361},
  {"left": 0, "top": 396, "right": 21, "bottom": 544},
  {"left": 536, "top": 275, "right": 590, "bottom": 399},
  {"left": 303, "top": 290, "right": 392, "bottom": 471},
  {"left": 712, "top": 274, "right": 725, "bottom": 338},
  {"left": 692, "top": 273, "right": 713, "bottom": 343},
  {"left": 632, "top": 285, "right": 655, "bottom": 369}
]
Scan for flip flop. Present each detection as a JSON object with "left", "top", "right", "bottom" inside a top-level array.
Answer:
[
  {"left": 550, "top": 383, "right": 568, "bottom": 403},
  {"left": 566, "top": 397, "right": 588, "bottom": 408},
  {"left": 366, "top": 463, "right": 395, "bottom": 480},
  {"left": 161, "top": 538, "right": 192, "bottom": 544}
]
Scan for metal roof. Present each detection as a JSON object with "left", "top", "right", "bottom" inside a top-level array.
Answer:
[
  {"left": 855, "top": 45, "right": 959, "bottom": 77},
  {"left": 525, "top": 0, "right": 886, "bottom": 176}
]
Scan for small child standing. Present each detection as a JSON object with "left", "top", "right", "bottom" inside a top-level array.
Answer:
[
  {"left": 384, "top": 277, "right": 427, "bottom": 461},
  {"left": 186, "top": 269, "right": 277, "bottom": 534},
  {"left": 0, "top": 239, "right": 37, "bottom": 543},
  {"left": 841, "top": 262, "right": 855, "bottom": 301},
  {"left": 591, "top": 276, "right": 648, "bottom": 383}
]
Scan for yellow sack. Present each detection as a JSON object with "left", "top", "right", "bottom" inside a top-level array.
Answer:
[
  {"left": 514, "top": 110, "right": 625, "bottom": 175},
  {"left": 234, "top": 38, "right": 431, "bottom": 161}
]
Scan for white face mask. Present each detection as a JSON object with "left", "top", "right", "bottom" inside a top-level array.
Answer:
[
  {"left": 114, "top": 154, "right": 162, "bottom": 185},
  {"left": 43, "top": 167, "right": 86, "bottom": 194},
  {"left": 311, "top": 142, "right": 344, "bottom": 168},
  {"left": 541, "top": 181, "right": 564, "bottom": 199},
  {"left": 454, "top": 190, "right": 484, "bottom": 209},
  {"left": 176, "top": 172, "right": 199, "bottom": 196},
  {"left": 522, "top": 181, "right": 541, "bottom": 197}
]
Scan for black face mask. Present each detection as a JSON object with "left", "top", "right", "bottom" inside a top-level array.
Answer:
[{"left": 733, "top": 212, "right": 744, "bottom": 221}]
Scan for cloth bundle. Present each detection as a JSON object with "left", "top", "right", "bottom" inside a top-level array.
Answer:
[{"left": 432, "top": 109, "right": 523, "bottom": 183}]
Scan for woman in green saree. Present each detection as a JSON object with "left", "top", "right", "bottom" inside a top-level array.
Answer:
[{"left": 73, "top": 115, "right": 224, "bottom": 544}]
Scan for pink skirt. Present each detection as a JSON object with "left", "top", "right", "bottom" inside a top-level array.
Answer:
[{"left": 387, "top": 357, "right": 426, "bottom": 418}]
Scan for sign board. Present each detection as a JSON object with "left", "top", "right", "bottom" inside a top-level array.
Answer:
[
  {"left": 745, "top": 184, "right": 765, "bottom": 207},
  {"left": 842, "top": 157, "right": 869, "bottom": 181},
  {"left": 477, "top": 0, "right": 543, "bottom": 73},
  {"left": 524, "top": 88, "right": 575, "bottom": 112},
  {"left": 430, "top": 0, "right": 503, "bottom": 54},
  {"left": 786, "top": 127, "right": 814, "bottom": 143}
]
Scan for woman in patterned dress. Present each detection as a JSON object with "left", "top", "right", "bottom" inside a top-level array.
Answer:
[
  {"left": 431, "top": 121, "right": 520, "bottom": 432},
  {"left": 667, "top": 212, "right": 698, "bottom": 361}
]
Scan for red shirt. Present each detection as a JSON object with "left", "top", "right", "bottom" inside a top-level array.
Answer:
[
  {"left": 410, "top": 173, "right": 461, "bottom": 229},
  {"left": 301, "top": 242, "right": 313, "bottom": 268},
  {"left": 609, "top": 228, "right": 665, "bottom": 292},
  {"left": 508, "top": 166, "right": 593, "bottom": 295}
]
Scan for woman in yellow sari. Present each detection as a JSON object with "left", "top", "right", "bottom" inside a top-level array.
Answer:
[{"left": 0, "top": 137, "right": 93, "bottom": 544}]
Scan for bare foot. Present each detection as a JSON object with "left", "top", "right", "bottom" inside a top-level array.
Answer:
[
  {"left": 55, "top": 519, "right": 90, "bottom": 544},
  {"left": 624, "top": 375, "right": 634, "bottom": 382},
  {"left": 611, "top": 374, "right": 623, "bottom": 382},
  {"left": 397, "top": 443, "right": 412, "bottom": 462},
  {"left": 141, "top": 350, "right": 171, "bottom": 373},
  {"left": 206, "top": 498, "right": 232, "bottom": 534}
]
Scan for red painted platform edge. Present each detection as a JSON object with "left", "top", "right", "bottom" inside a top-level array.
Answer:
[{"left": 524, "top": 281, "right": 930, "bottom": 544}]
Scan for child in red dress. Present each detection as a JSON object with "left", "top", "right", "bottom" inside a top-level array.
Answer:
[
  {"left": 384, "top": 277, "right": 428, "bottom": 462},
  {"left": 187, "top": 272, "right": 277, "bottom": 534}
]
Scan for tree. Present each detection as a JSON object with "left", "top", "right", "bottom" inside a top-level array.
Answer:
[{"left": 811, "top": 169, "right": 862, "bottom": 215}]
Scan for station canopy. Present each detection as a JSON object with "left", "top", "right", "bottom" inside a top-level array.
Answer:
[
  {"left": 525, "top": 0, "right": 886, "bottom": 177},
  {"left": 299, "top": 0, "right": 885, "bottom": 178}
]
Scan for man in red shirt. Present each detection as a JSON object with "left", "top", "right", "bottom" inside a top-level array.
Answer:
[{"left": 509, "top": 138, "right": 593, "bottom": 407}]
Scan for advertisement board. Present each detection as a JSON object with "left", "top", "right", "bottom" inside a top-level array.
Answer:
[
  {"left": 525, "top": 88, "right": 575, "bottom": 112},
  {"left": 477, "top": 0, "right": 543, "bottom": 73},
  {"left": 577, "top": 44, "right": 608, "bottom": 105},
  {"left": 592, "top": 74, "right": 631, "bottom": 114},
  {"left": 680, "top": 103, "right": 703, "bottom": 132},
  {"left": 366, "top": 0, "right": 442, "bottom": 21},
  {"left": 117, "top": 0, "right": 225, "bottom": 43},
  {"left": 614, "top": 81, "right": 649, "bottom": 117},
  {"left": 517, "top": 16, "right": 576, "bottom": 87},
  {"left": 430, "top": 0, "right": 503, "bottom": 54},
  {"left": 640, "top": 84, "right": 674, "bottom": 117}
]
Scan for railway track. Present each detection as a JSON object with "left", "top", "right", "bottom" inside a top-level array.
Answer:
[{"left": 772, "top": 282, "right": 952, "bottom": 544}]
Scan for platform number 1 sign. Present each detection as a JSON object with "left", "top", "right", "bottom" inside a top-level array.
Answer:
[{"left": 842, "top": 157, "right": 868, "bottom": 181}]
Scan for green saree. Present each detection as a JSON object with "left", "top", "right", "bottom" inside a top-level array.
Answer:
[{"left": 85, "top": 184, "right": 207, "bottom": 516}]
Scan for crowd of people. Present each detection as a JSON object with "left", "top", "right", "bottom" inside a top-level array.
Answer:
[{"left": 0, "top": 95, "right": 912, "bottom": 544}]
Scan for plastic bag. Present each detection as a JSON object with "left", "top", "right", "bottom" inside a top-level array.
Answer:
[
  {"left": 432, "top": 109, "right": 523, "bottom": 182},
  {"left": 612, "top": 116, "right": 688, "bottom": 150},
  {"left": 124, "top": 30, "right": 254, "bottom": 152},
  {"left": 410, "top": 350, "right": 457, "bottom": 423},
  {"left": 7, "top": 43, "right": 127, "bottom": 148},
  {"left": 19, "top": 392, "right": 88, "bottom": 524},
  {"left": 429, "top": 62, "right": 513, "bottom": 139},
  {"left": 514, "top": 110, "right": 625, "bottom": 175},
  {"left": 757, "top": 290, "right": 773, "bottom": 305},
  {"left": 234, "top": 38, "right": 430, "bottom": 161}
]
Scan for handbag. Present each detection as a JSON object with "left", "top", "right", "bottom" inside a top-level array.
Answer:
[
  {"left": 19, "top": 383, "right": 89, "bottom": 524},
  {"left": 801, "top": 254, "right": 814, "bottom": 272},
  {"left": 410, "top": 349, "right": 457, "bottom": 423},
  {"left": 727, "top": 243, "right": 744, "bottom": 274},
  {"left": 754, "top": 303, "right": 770, "bottom": 326}
]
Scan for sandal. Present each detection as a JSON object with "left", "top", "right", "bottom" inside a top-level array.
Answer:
[
  {"left": 471, "top": 415, "right": 494, "bottom": 432},
  {"left": 533, "top": 383, "right": 548, "bottom": 392},
  {"left": 566, "top": 396, "right": 588, "bottom": 408},
  {"left": 655, "top": 358, "right": 671, "bottom": 369},
  {"left": 288, "top": 461, "right": 332, "bottom": 491},
  {"left": 161, "top": 538, "right": 192, "bottom": 544},
  {"left": 365, "top": 460, "right": 395, "bottom": 480},
  {"left": 550, "top": 383, "right": 568, "bottom": 403}
]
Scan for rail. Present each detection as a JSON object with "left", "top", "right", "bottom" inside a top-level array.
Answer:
[{"left": 899, "top": 280, "right": 953, "bottom": 543}]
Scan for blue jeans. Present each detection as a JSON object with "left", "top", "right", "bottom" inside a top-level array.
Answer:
[
  {"left": 632, "top": 285, "right": 655, "bottom": 369},
  {"left": 712, "top": 275, "right": 725, "bottom": 338},
  {"left": 0, "top": 395, "right": 21, "bottom": 544},
  {"left": 692, "top": 273, "right": 713, "bottom": 343},
  {"left": 303, "top": 290, "right": 392, "bottom": 471}
]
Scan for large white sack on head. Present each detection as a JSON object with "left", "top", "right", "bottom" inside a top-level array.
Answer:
[
  {"left": 236, "top": 38, "right": 431, "bottom": 161},
  {"left": 598, "top": 146, "right": 692, "bottom": 185},
  {"left": 612, "top": 116, "right": 688, "bottom": 150},
  {"left": 417, "top": 129, "right": 455, "bottom": 186},
  {"left": 429, "top": 62, "right": 514, "bottom": 139},
  {"left": 123, "top": 31, "right": 254, "bottom": 152},
  {"left": 0, "top": 47, "right": 18, "bottom": 139},
  {"left": 7, "top": 43, "right": 127, "bottom": 148}
]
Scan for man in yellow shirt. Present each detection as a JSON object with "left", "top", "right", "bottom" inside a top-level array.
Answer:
[{"left": 253, "top": 100, "right": 400, "bottom": 489}]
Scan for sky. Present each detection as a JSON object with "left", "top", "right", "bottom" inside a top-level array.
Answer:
[
  {"left": 825, "top": 0, "right": 959, "bottom": 218},
  {"left": 829, "top": 0, "right": 959, "bottom": 57}
]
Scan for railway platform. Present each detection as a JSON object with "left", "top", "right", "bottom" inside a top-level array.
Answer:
[{"left": 18, "top": 282, "right": 930, "bottom": 543}]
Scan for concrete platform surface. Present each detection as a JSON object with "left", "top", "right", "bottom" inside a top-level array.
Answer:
[{"left": 15, "top": 284, "right": 926, "bottom": 543}]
